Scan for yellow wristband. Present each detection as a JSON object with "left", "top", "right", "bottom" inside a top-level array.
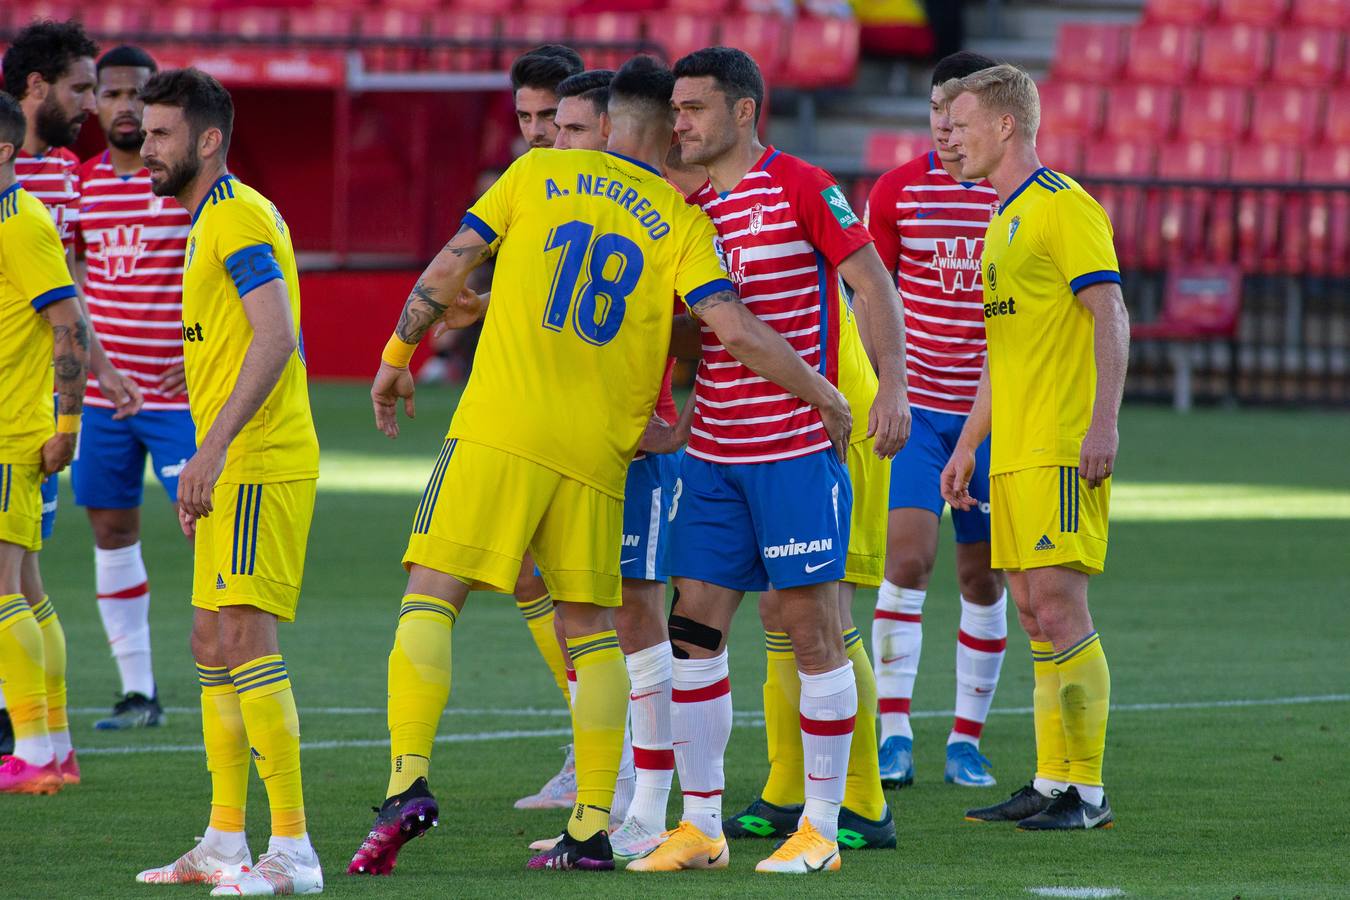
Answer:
[
  {"left": 56, "top": 414, "right": 81, "bottom": 434},
  {"left": 381, "top": 334, "right": 418, "bottom": 368}
]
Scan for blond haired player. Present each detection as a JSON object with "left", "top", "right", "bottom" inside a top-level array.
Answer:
[{"left": 941, "top": 64, "right": 1128, "bottom": 831}]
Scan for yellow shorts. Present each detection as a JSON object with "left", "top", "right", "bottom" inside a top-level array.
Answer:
[
  {"left": 403, "top": 439, "right": 622, "bottom": 607},
  {"left": 990, "top": 466, "right": 1110, "bottom": 575},
  {"left": 0, "top": 464, "right": 43, "bottom": 552},
  {"left": 845, "top": 438, "right": 890, "bottom": 588},
  {"left": 191, "top": 479, "right": 316, "bottom": 622}
]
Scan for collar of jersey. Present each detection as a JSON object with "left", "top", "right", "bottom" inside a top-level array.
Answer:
[
  {"left": 0, "top": 182, "right": 18, "bottom": 205},
  {"left": 998, "top": 166, "right": 1049, "bottom": 215},
  {"left": 192, "top": 173, "right": 236, "bottom": 225},
  {"left": 717, "top": 145, "right": 780, "bottom": 199},
  {"left": 605, "top": 151, "right": 660, "bottom": 176}
]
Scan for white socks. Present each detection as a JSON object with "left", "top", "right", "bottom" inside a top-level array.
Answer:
[
  {"left": 614, "top": 718, "right": 635, "bottom": 821},
  {"left": 624, "top": 642, "right": 674, "bottom": 830},
  {"left": 95, "top": 542, "right": 155, "bottom": 697},
  {"left": 13, "top": 733, "right": 55, "bottom": 767},
  {"left": 798, "top": 662, "right": 857, "bottom": 842},
  {"left": 203, "top": 826, "right": 249, "bottom": 858},
  {"left": 873, "top": 581, "right": 924, "bottom": 741},
  {"left": 671, "top": 650, "right": 731, "bottom": 839},
  {"left": 566, "top": 667, "right": 577, "bottom": 707},
  {"left": 950, "top": 591, "right": 1008, "bottom": 747}
]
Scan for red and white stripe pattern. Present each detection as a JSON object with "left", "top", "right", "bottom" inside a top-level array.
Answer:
[
  {"left": 15, "top": 147, "right": 81, "bottom": 249},
  {"left": 950, "top": 595, "right": 1008, "bottom": 744},
  {"left": 866, "top": 151, "right": 998, "bottom": 416},
  {"left": 687, "top": 148, "right": 870, "bottom": 465},
  {"left": 78, "top": 152, "right": 191, "bottom": 410}
]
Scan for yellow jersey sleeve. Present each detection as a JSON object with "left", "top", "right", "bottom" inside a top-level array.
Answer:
[
  {"left": 671, "top": 204, "right": 735, "bottom": 310},
  {"left": 205, "top": 193, "right": 288, "bottom": 298},
  {"left": 1043, "top": 188, "right": 1121, "bottom": 295},
  {"left": 462, "top": 152, "right": 529, "bottom": 248},
  {"left": 3, "top": 194, "right": 76, "bottom": 311}
]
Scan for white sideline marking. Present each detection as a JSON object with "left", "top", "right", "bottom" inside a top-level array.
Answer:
[
  {"left": 69, "top": 691, "right": 1350, "bottom": 719},
  {"left": 1028, "top": 889, "right": 1125, "bottom": 898},
  {"left": 72, "top": 693, "right": 1349, "bottom": 757}
]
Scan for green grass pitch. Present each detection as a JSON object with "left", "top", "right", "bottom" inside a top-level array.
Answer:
[{"left": 7, "top": 383, "right": 1349, "bottom": 898}]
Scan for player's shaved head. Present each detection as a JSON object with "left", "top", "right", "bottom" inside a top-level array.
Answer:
[
  {"left": 608, "top": 55, "right": 675, "bottom": 127},
  {"left": 0, "top": 92, "right": 25, "bottom": 165}
]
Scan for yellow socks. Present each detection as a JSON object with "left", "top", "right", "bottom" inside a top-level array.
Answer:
[
  {"left": 387, "top": 593, "right": 455, "bottom": 797},
  {"left": 0, "top": 594, "right": 50, "bottom": 763},
  {"left": 1031, "top": 640, "right": 1070, "bottom": 789},
  {"left": 1054, "top": 632, "right": 1110, "bottom": 790},
  {"left": 842, "top": 627, "right": 886, "bottom": 821},
  {"left": 232, "top": 654, "right": 305, "bottom": 838},
  {"left": 760, "top": 631, "right": 802, "bottom": 808},
  {"left": 565, "top": 628, "right": 626, "bottom": 841},
  {"left": 198, "top": 663, "right": 248, "bottom": 831},
  {"left": 516, "top": 593, "right": 572, "bottom": 709},
  {"left": 32, "top": 597, "right": 67, "bottom": 738}
]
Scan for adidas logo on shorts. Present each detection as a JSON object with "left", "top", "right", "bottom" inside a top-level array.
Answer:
[
  {"left": 1034, "top": 534, "right": 1057, "bottom": 551},
  {"left": 216, "top": 574, "right": 227, "bottom": 590}
]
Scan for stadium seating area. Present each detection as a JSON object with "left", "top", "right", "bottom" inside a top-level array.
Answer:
[
  {"left": 863, "top": 0, "right": 1350, "bottom": 276},
  {"left": 0, "top": 0, "right": 861, "bottom": 88}
]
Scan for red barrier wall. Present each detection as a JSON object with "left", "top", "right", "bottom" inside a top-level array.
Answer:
[{"left": 298, "top": 269, "right": 432, "bottom": 379}]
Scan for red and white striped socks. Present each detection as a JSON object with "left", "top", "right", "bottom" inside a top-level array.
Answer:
[
  {"left": 950, "top": 591, "right": 1008, "bottom": 747},
  {"left": 799, "top": 662, "right": 857, "bottom": 842},
  {"left": 95, "top": 542, "right": 155, "bottom": 698},
  {"left": 873, "top": 580, "right": 925, "bottom": 741},
  {"left": 671, "top": 650, "right": 731, "bottom": 838},
  {"left": 624, "top": 642, "right": 673, "bottom": 830}
]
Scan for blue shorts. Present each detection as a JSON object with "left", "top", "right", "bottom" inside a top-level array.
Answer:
[
  {"left": 889, "top": 406, "right": 991, "bottom": 544},
  {"left": 72, "top": 406, "right": 197, "bottom": 510},
  {"left": 40, "top": 473, "right": 58, "bottom": 540},
  {"left": 621, "top": 450, "right": 681, "bottom": 582},
  {"left": 667, "top": 449, "right": 852, "bottom": 592}
]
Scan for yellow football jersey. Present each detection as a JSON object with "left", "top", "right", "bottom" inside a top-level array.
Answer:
[
  {"left": 980, "top": 168, "right": 1120, "bottom": 476},
  {"left": 453, "top": 148, "right": 733, "bottom": 498},
  {"left": 0, "top": 183, "right": 77, "bottom": 464},
  {"left": 835, "top": 289, "right": 878, "bottom": 445},
  {"left": 183, "top": 175, "right": 318, "bottom": 483}
]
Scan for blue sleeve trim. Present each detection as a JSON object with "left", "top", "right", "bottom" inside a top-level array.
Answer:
[
  {"left": 31, "top": 284, "right": 77, "bottom": 311},
  {"left": 461, "top": 211, "right": 498, "bottom": 245},
  {"left": 224, "top": 243, "right": 284, "bottom": 297},
  {"left": 1070, "top": 270, "right": 1122, "bottom": 293},
  {"left": 684, "top": 278, "right": 736, "bottom": 307}
]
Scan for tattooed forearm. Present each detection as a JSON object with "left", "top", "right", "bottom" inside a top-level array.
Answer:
[
  {"left": 394, "top": 279, "right": 450, "bottom": 343},
  {"left": 690, "top": 289, "right": 741, "bottom": 318},
  {"left": 46, "top": 313, "right": 89, "bottom": 416}
]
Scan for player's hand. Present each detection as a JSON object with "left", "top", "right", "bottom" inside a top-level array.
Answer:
[
  {"left": 940, "top": 444, "right": 979, "bottom": 510},
  {"left": 1079, "top": 419, "right": 1118, "bottom": 488},
  {"left": 431, "top": 287, "right": 489, "bottom": 339},
  {"left": 868, "top": 380, "right": 911, "bottom": 459},
  {"left": 40, "top": 432, "right": 76, "bottom": 475},
  {"left": 160, "top": 362, "right": 187, "bottom": 398},
  {"left": 178, "top": 502, "right": 197, "bottom": 539},
  {"left": 637, "top": 414, "right": 683, "bottom": 455},
  {"left": 372, "top": 362, "right": 416, "bottom": 439},
  {"left": 97, "top": 366, "right": 144, "bottom": 420},
  {"left": 177, "top": 443, "right": 226, "bottom": 520},
  {"left": 817, "top": 385, "right": 853, "bottom": 463}
]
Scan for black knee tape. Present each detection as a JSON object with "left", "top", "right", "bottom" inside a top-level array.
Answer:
[{"left": 667, "top": 613, "right": 723, "bottom": 660}]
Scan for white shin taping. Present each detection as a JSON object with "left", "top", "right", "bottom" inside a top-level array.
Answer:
[
  {"left": 625, "top": 643, "right": 674, "bottom": 828},
  {"left": 874, "top": 580, "right": 925, "bottom": 741},
  {"left": 798, "top": 662, "right": 857, "bottom": 843},
  {"left": 951, "top": 591, "right": 1008, "bottom": 746},
  {"left": 95, "top": 542, "right": 155, "bottom": 697},
  {"left": 671, "top": 650, "right": 730, "bottom": 838}
]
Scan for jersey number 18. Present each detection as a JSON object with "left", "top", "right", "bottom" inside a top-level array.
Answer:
[{"left": 542, "top": 220, "right": 644, "bottom": 346}]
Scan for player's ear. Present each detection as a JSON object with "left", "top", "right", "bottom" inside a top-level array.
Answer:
[
  {"left": 599, "top": 112, "right": 612, "bottom": 141},
  {"left": 734, "top": 96, "right": 756, "bottom": 128},
  {"left": 198, "top": 126, "right": 225, "bottom": 161},
  {"left": 25, "top": 71, "right": 50, "bottom": 103},
  {"left": 0, "top": 142, "right": 13, "bottom": 167}
]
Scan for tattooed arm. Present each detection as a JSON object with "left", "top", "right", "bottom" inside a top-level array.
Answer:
[
  {"left": 372, "top": 225, "right": 495, "bottom": 438},
  {"left": 38, "top": 297, "right": 91, "bottom": 474},
  {"left": 693, "top": 290, "right": 853, "bottom": 461}
]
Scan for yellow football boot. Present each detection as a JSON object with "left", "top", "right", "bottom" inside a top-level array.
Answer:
[
  {"left": 754, "top": 818, "right": 842, "bottom": 874},
  {"left": 624, "top": 821, "right": 729, "bottom": 872}
]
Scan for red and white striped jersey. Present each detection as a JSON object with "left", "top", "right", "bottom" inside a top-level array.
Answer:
[
  {"left": 15, "top": 147, "right": 81, "bottom": 250},
  {"left": 78, "top": 151, "right": 192, "bottom": 410},
  {"left": 688, "top": 147, "right": 872, "bottom": 464},
  {"left": 866, "top": 151, "right": 998, "bottom": 416}
]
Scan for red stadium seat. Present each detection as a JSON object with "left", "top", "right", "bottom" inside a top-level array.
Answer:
[
  {"left": 1250, "top": 84, "right": 1325, "bottom": 144},
  {"left": 641, "top": 12, "right": 716, "bottom": 63},
  {"left": 781, "top": 15, "right": 861, "bottom": 89},
  {"left": 217, "top": 8, "right": 287, "bottom": 41},
  {"left": 863, "top": 131, "right": 930, "bottom": 173},
  {"left": 1103, "top": 84, "right": 1178, "bottom": 142},
  {"left": 1148, "top": 140, "right": 1231, "bottom": 268},
  {"left": 1083, "top": 140, "right": 1158, "bottom": 178},
  {"left": 1143, "top": 0, "right": 1217, "bottom": 24},
  {"left": 1217, "top": 0, "right": 1291, "bottom": 25},
  {"left": 1176, "top": 85, "right": 1250, "bottom": 141},
  {"left": 1326, "top": 89, "right": 1350, "bottom": 143},
  {"left": 1036, "top": 81, "right": 1105, "bottom": 138},
  {"left": 1126, "top": 24, "right": 1200, "bottom": 85},
  {"left": 520, "top": 0, "right": 582, "bottom": 11},
  {"left": 1158, "top": 139, "right": 1231, "bottom": 180},
  {"left": 18, "top": 1, "right": 79, "bottom": 24},
  {"left": 1230, "top": 145, "right": 1301, "bottom": 271},
  {"left": 1302, "top": 141, "right": 1350, "bottom": 275},
  {"left": 1130, "top": 263, "right": 1243, "bottom": 410},
  {"left": 666, "top": 0, "right": 736, "bottom": 11},
  {"left": 718, "top": 14, "right": 787, "bottom": 81},
  {"left": 1289, "top": 0, "right": 1350, "bottom": 27},
  {"left": 1231, "top": 143, "right": 1302, "bottom": 182},
  {"left": 427, "top": 12, "right": 497, "bottom": 71},
  {"left": 79, "top": 6, "right": 150, "bottom": 39},
  {"left": 383, "top": 0, "right": 447, "bottom": 10},
  {"left": 569, "top": 12, "right": 643, "bottom": 69},
  {"left": 358, "top": 10, "right": 428, "bottom": 72},
  {"left": 1196, "top": 23, "right": 1271, "bottom": 86},
  {"left": 1271, "top": 27, "right": 1346, "bottom": 86},
  {"left": 145, "top": 8, "right": 217, "bottom": 39},
  {"left": 287, "top": 8, "right": 359, "bottom": 39},
  {"left": 1082, "top": 140, "right": 1157, "bottom": 267},
  {"left": 449, "top": 0, "right": 522, "bottom": 11},
  {"left": 1036, "top": 133, "right": 1085, "bottom": 174},
  {"left": 1050, "top": 23, "right": 1128, "bottom": 84}
]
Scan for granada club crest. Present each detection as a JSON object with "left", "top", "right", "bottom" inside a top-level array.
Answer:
[
  {"left": 748, "top": 204, "right": 764, "bottom": 236},
  {"left": 1008, "top": 215, "right": 1021, "bottom": 245},
  {"left": 149, "top": 194, "right": 164, "bottom": 216}
]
